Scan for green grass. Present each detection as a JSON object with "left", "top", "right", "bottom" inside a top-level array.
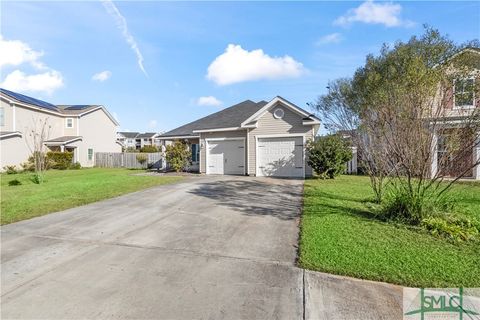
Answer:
[
  {"left": 299, "top": 175, "right": 480, "bottom": 287},
  {"left": 1, "top": 168, "right": 182, "bottom": 225}
]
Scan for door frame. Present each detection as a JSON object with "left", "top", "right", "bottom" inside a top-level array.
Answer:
[
  {"left": 255, "top": 134, "right": 306, "bottom": 178},
  {"left": 205, "top": 137, "right": 246, "bottom": 175}
]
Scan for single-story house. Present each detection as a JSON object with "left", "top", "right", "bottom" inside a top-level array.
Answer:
[{"left": 158, "top": 96, "right": 320, "bottom": 178}]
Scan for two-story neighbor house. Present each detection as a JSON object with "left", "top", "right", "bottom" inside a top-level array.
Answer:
[
  {"left": 0, "top": 88, "right": 121, "bottom": 169},
  {"left": 117, "top": 132, "right": 140, "bottom": 149},
  {"left": 158, "top": 96, "right": 321, "bottom": 178}
]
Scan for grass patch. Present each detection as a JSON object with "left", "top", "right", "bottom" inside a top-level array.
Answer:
[
  {"left": 299, "top": 175, "right": 480, "bottom": 287},
  {"left": 1, "top": 168, "right": 182, "bottom": 225}
]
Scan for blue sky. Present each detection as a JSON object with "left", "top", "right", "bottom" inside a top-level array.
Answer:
[{"left": 1, "top": 1, "right": 479, "bottom": 132}]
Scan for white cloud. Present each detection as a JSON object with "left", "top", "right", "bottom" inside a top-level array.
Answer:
[
  {"left": 102, "top": 0, "right": 147, "bottom": 77},
  {"left": 334, "top": 1, "right": 414, "bottom": 27},
  {"left": 207, "top": 44, "right": 305, "bottom": 85},
  {"left": 0, "top": 70, "right": 64, "bottom": 95},
  {"left": 315, "top": 33, "right": 343, "bottom": 45},
  {"left": 196, "top": 96, "right": 222, "bottom": 107},
  {"left": 0, "top": 36, "right": 64, "bottom": 95},
  {"left": 92, "top": 70, "right": 112, "bottom": 82},
  {"left": 148, "top": 119, "right": 157, "bottom": 129}
]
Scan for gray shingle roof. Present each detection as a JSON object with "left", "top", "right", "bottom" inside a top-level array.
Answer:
[
  {"left": 118, "top": 132, "right": 140, "bottom": 139},
  {"left": 45, "top": 136, "right": 82, "bottom": 143},
  {"left": 57, "top": 105, "right": 100, "bottom": 115},
  {"left": 137, "top": 132, "right": 158, "bottom": 138},
  {"left": 160, "top": 100, "right": 268, "bottom": 137}
]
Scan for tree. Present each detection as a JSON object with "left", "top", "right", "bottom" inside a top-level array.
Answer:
[
  {"left": 165, "top": 141, "right": 191, "bottom": 172},
  {"left": 25, "top": 117, "right": 51, "bottom": 184},
  {"left": 312, "top": 27, "right": 480, "bottom": 221},
  {"left": 306, "top": 135, "right": 352, "bottom": 179}
]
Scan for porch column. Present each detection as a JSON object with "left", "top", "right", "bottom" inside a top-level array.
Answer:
[
  {"left": 430, "top": 130, "right": 438, "bottom": 179},
  {"left": 60, "top": 145, "right": 65, "bottom": 152}
]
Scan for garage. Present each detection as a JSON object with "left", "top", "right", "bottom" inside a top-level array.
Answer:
[
  {"left": 206, "top": 139, "right": 245, "bottom": 175},
  {"left": 256, "top": 136, "right": 304, "bottom": 178}
]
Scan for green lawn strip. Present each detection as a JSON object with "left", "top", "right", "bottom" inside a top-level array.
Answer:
[
  {"left": 1, "top": 168, "right": 182, "bottom": 225},
  {"left": 299, "top": 175, "right": 480, "bottom": 288}
]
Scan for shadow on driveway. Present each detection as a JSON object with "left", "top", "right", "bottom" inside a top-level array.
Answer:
[{"left": 188, "top": 178, "right": 303, "bottom": 221}]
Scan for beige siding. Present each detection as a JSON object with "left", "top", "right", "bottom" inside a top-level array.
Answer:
[
  {"left": 63, "top": 117, "right": 79, "bottom": 136},
  {"left": 247, "top": 103, "right": 315, "bottom": 176},
  {"left": 0, "top": 135, "right": 30, "bottom": 168},
  {"left": 78, "top": 109, "right": 120, "bottom": 167},
  {"left": 199, "top": 130, "right": 247, "bottom": 173},
  {"left": 1, "top": 100, "right": 13, "bottom": 131}
]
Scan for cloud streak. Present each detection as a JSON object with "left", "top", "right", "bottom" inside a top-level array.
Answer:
[
  {"left": 92, "top": 70, "right": 112, "bottom": 82},
  {"left": 315, "top": 33, "right": 343, "bottom": 46},
  {"left": 102, "top": 0, "right": 147, "bottom": 76}
]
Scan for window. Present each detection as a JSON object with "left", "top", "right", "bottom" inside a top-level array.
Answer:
[
  {"left": 0, "top": 107, "right": 4, "bottom": 127},
  {"left": 454, "top": 78, "right": 474, "bottom": 107},
  {"left": 88, "top": 148, "right": 93, "bottom": 161},
  {"left": 273, "top": 108, "right": 285, "bottom": 119},
  {"left": 191, "top": 144, "right": 200, "bottom": 162},
  {"left": 66, "top": 118, "right": 74, "bottom": 128}
]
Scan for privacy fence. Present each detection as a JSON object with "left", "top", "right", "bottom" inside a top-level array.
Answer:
[{"left": 95, "top": 152, "right": 164, "bottom": 169}]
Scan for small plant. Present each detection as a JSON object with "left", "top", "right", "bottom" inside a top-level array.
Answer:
[
  {"left": 124, "top": 147, "right": 139, "bottom": 153},
  {"left": 422, "top": 216, "right": 479, "bottom": 242},
  {"left": 8, "top": 179, "right": 22, "bottom": 186},
  {"left": 69, "top": 162, "right": 81, "bottom": 170},
  {"left": 165, "top": 141, "right": 191, "bottom": 172},
  {"left": 30, "top": 172, "right": 44, "bottom": 184},
  {"left": 136, "top": 154, "right": 148, "bottom": 167},
  {"left": 306, "top": 134, "right": 353, "bottom": 179},
  {"left": 3, "top": 165, "right": 18, "bottom": 174}
]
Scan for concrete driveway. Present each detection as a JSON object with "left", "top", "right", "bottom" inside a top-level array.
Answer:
[{"left": 1, "top": 175, "right": 402, "bottom": 319}]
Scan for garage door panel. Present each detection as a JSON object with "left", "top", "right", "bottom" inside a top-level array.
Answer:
[
  {"left": 207, "top": 140, "right": 245, "bottom": 175},
  {"left": 257, "top": 137, "right": 304, "bottom": 177}
]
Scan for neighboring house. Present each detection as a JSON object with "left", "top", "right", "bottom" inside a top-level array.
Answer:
[
  {"left": 0, "top": 88, "right": 121, "bottom": 169},
  {"left": 137, "top": 132, "right": 160, "bottom": 149},
  {"left": 158, "top": 96, "right": 321, "bottom": 178},
  {"left": 117, "top": 132, "right": 140, "bottom": 149}
]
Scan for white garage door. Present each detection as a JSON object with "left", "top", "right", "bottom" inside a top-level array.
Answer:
[
  {"left": 257, "top": 137, "right": 304, "bottom": 177},
  {"left": 206, "top": 139, "right": 245, "bottom": 175}
]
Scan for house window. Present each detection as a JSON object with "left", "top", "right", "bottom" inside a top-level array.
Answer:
[
  {"left": 88, "top": 148, "right": 93, "bottom": 161},
  {"left": 0, "top": 107, "right": 4, "bottom": 127},
  {"left": 66, "top": 118, "right": 74, "bottom": 128},
  {"left": 454, "top": 78, "right": 474, "bottom": 107},
  {"left": 191, "top": 144, "right": 200, "bottom": 162},
  {"left": 273, "top": 108, "right": 285, "bottom": 119}
]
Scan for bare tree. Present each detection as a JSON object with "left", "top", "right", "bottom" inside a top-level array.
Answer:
[{"left": 25, "top": 117, "right": 51, "bottom": 183}]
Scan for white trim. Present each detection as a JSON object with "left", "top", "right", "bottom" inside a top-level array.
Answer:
[
  {"left": 246, "top": 128, "right": 250, "bottom": 175},
  {"left": 241, "top": 96, "right": 319, "bottom": 127},
  {"left": 158, "top": 135, "right": 200, "bottom": 140},
  {"left": 45, "top": 136, "right": 82, "bottom": 146},
  {"left": 192, "top": 127, "right": 242, "bottom": 133},
  {"left": 453, "top": 77, "right": 475, "bottom": 109},
  {"left": 255, "top": 134, "right": 306, "bottom": 178},
  {"left": 65, "top": 117, "right": 74, "bottom": 128},
  {"left": 303, "top": 119, "right": 321, "bottom": 125},
  {"left": 0, "top": 131, "right": 22, "bottom": 139},
  {"left": 205, "top": 137, "right": 246, "bottom": 175}
]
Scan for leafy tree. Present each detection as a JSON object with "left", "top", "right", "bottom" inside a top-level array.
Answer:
[
  {"left": 165, "top": 141, "right": 191, "bottom": 172},
  {"left": 306, "top": 135, "right": 352, "bottom": 179}
]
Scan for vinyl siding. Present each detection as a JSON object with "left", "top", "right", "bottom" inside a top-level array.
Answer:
[
  {"left": 247, "top": 103, "right": 315, "bottom": 176},
  {"left": 199, "top": 130, "right": 247, "bottom": 173}
]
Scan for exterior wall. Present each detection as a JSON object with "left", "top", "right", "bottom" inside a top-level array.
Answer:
[
  {"left": 78, "top": 109, "right": 120, "bottom": 167},
  {"left": 1, "top": 100, "right": 14, "bottom": 131},
  {"left": 199, "top": 130, "right": 248, "bottom": 174},
  {"left": 0, "top": 135, "right": 30, "bottom": 168},
  {"left": 63, "top": 117, "right": 79, "bottom": 136},
  {"left": 247, "top": 103, "right": 315, "bottom": 176}
]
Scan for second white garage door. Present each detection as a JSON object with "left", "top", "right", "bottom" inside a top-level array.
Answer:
[
  {"left": 257, "top": 137, "right": 304, "bottom": 177},
  {"left": 206, "top": 139, "right": 245, "bottom": 175}
]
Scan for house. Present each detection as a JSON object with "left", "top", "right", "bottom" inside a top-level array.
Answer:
[
  {"left": 117, "top": 131, "right": 140, "bottom": 149},
  {"left": 136, "top": 132, "right": 161, "bottom": 149},
  {"left": 0, "top": 88, "right": 121, "bottom": 169},
  {"left": 158, "top": 96, "right": 321, "bottom": 178}
]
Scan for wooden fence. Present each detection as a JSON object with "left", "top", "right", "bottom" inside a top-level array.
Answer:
[{"left": 95, "top": 152, "right": 164, "bottom": 169}]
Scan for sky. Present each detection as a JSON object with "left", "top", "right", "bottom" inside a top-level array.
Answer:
[{"left": 1, "top": 1, "right": 479, "bottom": 132}]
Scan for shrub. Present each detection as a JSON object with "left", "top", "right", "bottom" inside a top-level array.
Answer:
[
  {"left": 422, "top": 216, "right": 479, "bottom": 242},
  {"left": 70, "top": 162, "right": 81, "bottom": 170},
  {"left": 165, "top": 141, "right": 190, "bottom": 172},
  {"left": 30, "top": 172, "right": 44, "bottom": 184},
  {"left": 8, "top": 179, "right": 22, "bottom": 186},
  {"left": 136, "top": 154, "right": 148, "bottom": 167},
  {"left": 140, "top": 145, "right": 158, "bottom": 153},
  {"left": 306, "top": 134, "right": 353, "bottom": 179},
  {"left": 124, "top": 147, "right": 139, "bottom": 153},
  {"left": 20, "top": 161, "right": 34, "bottom": 172},
  {"left": 3, "top": 165, "right": 18, "bottom": 174},
  {"left": 46, "top": 151, "right": 73, "bottom": 170}
]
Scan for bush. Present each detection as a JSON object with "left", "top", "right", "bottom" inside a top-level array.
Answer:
[
  {"left": 70, "top": 162, "right": 81, "bottom": 170},
  {"left": 20, "top": 161, "right": 34, "bottom": 172},
  {"left": 140, "top": 145, "right": 158, "bottom": 153},
  {"left": 3, "top": 165, "right": 18, "bottom": 174},
  {"left": 306, "top": 134, "right": 353, "bottom": 179},
  {"left": 30, "top": 172, "right": 44, "bottom": 184},
  {"left": 165, "top": 141, "right": 190, "bottom": 172},
  {"left": 124, "top": 147, "right": 139, "bottom": 153},
  {"left": 136, "top": 154, "right": 148, "bottom": 167},
  {"left": 8, "top": 179, "right": 22, "bottom": 186},
  {"left": 46, "top": 151, "right": 73, "bottom": 170},
  {"left": 422, "top": 216, "right": 479, "bottom": 242}
]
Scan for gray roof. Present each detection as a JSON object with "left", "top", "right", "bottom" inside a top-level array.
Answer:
[
  {"left": 118, "top": 132, "right": 139, "bottom": 139},
  {"left": 137, "top": 132, "right": 158, "bottom": 139},
  {"left": 160, "top": 100, "right": 268, "bottom": 137},
  {"left": 57, "top": 105, "right": 100, "bottom": 115},
  {"left": 45, "top": 136, "right": 82, "bottom": 143}
]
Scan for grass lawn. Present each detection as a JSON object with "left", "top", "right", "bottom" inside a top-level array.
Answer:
[
  {"left": 299, "top": 175, "right": 480, "bottom": 288},
  {"left": 1, "top": 168, "right": 182, "bottom": 225}
]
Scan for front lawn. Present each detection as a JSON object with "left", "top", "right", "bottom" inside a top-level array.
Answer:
[
  {"left": 1, "top": 168, "right": 182, "bottom": 225},
  {"left": 299, "top": 175, "right": 480, "bottom": 288}
]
